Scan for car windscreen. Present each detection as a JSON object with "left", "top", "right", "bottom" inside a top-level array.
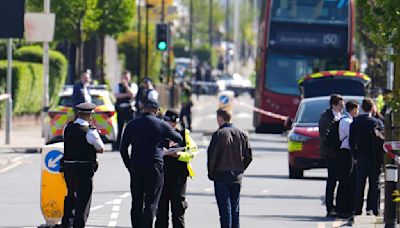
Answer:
[
  {"left": 58, "top": 95, "right": 105, "bottom": 107},
  {"left": 301, "top": 78, "right": 366, "bottom": 98},
  {"left": 295, "top": 99, "right": 330, "bottom": 124},
  {"left": 265, "top": 53, "right": 348, "bottom": 95}
]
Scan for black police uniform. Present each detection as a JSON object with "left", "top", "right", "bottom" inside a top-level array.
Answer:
[
  {"left": 115, "top": 82, "right": 134, "bottom": 149},
  {"left": 155, "top": 129, "right": 189, "bottom": 228},
  {"left": 120, "top": 100, "right": 183, "bottom": 228},
  {"left": 61, "top": 121, "right": 99, "bottom": 228}
]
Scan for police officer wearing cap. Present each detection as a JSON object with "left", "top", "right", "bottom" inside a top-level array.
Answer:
[
  {"left": 61, "top": 102, "right": 104, "bottom": 228},
  {"left": 155, "top": 110, "right": 195, "bottom": 228},
  {"left": 120, "top": 99, "right": 182, "bottom": 228}
]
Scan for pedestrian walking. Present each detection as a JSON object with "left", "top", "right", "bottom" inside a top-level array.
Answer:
[
  {"left": 336, "top": 100, "right": 359, "bottom": 218},
  {"left": 318, "top": 94, "right": 344, "bottom": 217},
  {"left": 207, "top": 108, "right": 253, "bottom": 228},
  {"left": 113, "top": 71, "right": 138, "bottom": 150},
  {"left": 179, "top": 82, "right": 193, "bottom": 131},
  {"left": 155, "top": 110, "right": 198, "bottom": 228},
  {"left": 120, "top": 99, "right": 183, "bottom": 228},
  {"left": 72, "top": 70, "right": 92, "bottom": 113},
  {"left": 61, "top": 102, "right": 104, "bottom": 228},
  {"left": 350, "top": 98, "right": 384, "bottom": 216},
  {"left": 135, "top": 78, "right": 159, "bottom": 116}
]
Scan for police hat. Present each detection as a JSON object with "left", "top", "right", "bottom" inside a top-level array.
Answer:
[
  {"left": 144, "top": 98, "right": 159, "bottom": 109},
  {"left": 164, "top": 110, "right": 180, "bottom": 123},
  {"left": 76, "top": 102, "right": 96, "bottom": 114}
]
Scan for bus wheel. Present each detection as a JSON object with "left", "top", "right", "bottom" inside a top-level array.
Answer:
[{"left": 289, "top": 166, "right": 304, "bottom": 179}]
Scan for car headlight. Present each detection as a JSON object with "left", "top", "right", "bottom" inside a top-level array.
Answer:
[{"left": 288, "top": 132, "right": 311, "bottom": 142}]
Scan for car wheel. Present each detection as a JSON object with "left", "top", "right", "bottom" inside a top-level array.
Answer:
[{"left": 289, "top": 166, "right": 304, "bottom": 179}]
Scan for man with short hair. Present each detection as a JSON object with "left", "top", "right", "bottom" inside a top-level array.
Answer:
[
  {"left": 336, "top": 100, "right": 359, "bottom": 218},
  {"left": 207, "top": 108, "right": 253, "bottom": 228},
  {"left": 318, "top": 94, "right": 344, "bottom": 217},
  {"left": 120, "top": 99, "right": 183, "bottom": 228},
  {"left": 72, "top": 70, "right": 92, "bottom": 112},
  {"left": 61, "top": 102, "right": 104, "bottom": 228},
  {"left": 350, "top": 98, "right": 384, "bottom": 216},
  {"left": 135, "top": 78, "right": 159, "bottom": 115},
  {"left": 114, "top": 71, "right": 138, "bottom": 150}
]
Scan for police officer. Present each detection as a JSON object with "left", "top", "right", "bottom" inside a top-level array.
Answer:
[
  {"left": 155, "top": 110, "right": 197, "bottom": 228},
  {"left": 120, "top": 99, "right": 183, "bottom": 228},
  {"left": 114, "top": 71, "right": 138, "bottom": 150},
  {"left": 61, "top": 102, "right": 104, "bottom": 228}
]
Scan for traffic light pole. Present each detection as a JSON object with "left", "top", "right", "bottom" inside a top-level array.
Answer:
[
  {"left": 5, "top": 39, "right": 12, "bottom": 145},
  {"left": 137, "top": 0, "right": 142, "bottom": 83}
]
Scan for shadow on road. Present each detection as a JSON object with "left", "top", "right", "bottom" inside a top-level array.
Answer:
[
  {"left": 187, "top": 191, "right": 324, "bottom": 201},
  {"left": 241, "top": 214, "right": 336, "bottom": 222},
  {"left": 244, "top": 174, "right": 326, "bottom": 181}
]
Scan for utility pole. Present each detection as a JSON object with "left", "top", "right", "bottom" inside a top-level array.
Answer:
[
  {"left": 145, "top": 1, "right": 150, "bottom": 78},
  {"left": 5, "top": 39, "right": 12, "bottom": 145},
  {"left": 233, "top": 0, "right": 239, "bottom": 72},
  {"left": 225, "top": 0, "right": 230, "bottom": 72},
  {"left": 137, "top": 0, "right": 142, "bottom": 83},
  {"left": 43, "top": 0, "right": 50, "bottom": 108},
  {"left": 189, "top": 0, "right": 193, "bottom": 60},
  {"left": 209, "top": 0, "right": 213, "bottom": 66}
]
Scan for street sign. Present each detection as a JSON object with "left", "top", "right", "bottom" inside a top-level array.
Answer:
[
  {"left": 44, "top": 150, "right": 63, "bottom": 173},
  {"left": 218, "top": 90, "right": 234, "bottom": 110},
  {"left": 41, "top": 143, "right": 66, "bottom": 226},
  {"left": 24, "top": 13, "right": 55, "bottom": 42}
]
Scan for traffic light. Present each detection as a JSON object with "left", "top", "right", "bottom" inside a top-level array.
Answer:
[{"left": 156, "top": 23, "right": 170, "bottom": 51}]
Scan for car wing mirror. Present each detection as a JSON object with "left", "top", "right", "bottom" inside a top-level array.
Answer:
[{"left": 284, "top": 118, "right": 293, "bottom": 130}]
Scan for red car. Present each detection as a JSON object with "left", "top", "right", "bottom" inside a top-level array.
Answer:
[{"left": 287, "top": 95, "right": 363, "bottom": 178}]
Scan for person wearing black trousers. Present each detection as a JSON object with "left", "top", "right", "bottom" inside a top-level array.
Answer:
[{"left": 120, "top": 99, "right": 182, "bottom": 228}]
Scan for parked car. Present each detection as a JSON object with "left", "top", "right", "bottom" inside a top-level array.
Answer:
[
  {"left": 287, "top": 95, "right": 363, "bottom": 179},
  {"left": 44, "top": 85, "right": 118, "bottom": 144},
  {"left": 216, "top": 73, "right": 254, "bottom": 97}
]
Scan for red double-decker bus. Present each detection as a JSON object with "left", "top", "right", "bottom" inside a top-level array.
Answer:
[{"left": 254, "top": 0, "right": 355, "bottom": 132}]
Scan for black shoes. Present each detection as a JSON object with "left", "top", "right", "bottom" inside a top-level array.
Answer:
[{"left": 326, "top": 210, "right": 338, "bottom": 218}]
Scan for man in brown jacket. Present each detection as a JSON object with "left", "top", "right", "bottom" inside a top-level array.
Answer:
[{"left": 207, "top": 108, "right": 252, "bottom": 228}]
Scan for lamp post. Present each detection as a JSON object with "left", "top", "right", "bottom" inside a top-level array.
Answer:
[{"left": 145, "top": 2, "right": 154, "bottom": 78}]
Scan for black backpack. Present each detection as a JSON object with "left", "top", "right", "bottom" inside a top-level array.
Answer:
[{"left": 324, "top": 117, "right": 346, "bottom": 150}]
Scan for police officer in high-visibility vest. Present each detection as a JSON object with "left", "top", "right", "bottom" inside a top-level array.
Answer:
[
  {"left": 155, "top": 110, "right": 198, "bottom": 228},
  {"left": 61, "top": 102, "right": 104, "bottom": 228}
]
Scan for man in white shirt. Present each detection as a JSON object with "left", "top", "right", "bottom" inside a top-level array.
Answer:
[
  {"left": 336, "top": 100, "right": 359, "bottom": 219},
  {"left": 113, "top": 71, "right": 138, "bottom": 150}
]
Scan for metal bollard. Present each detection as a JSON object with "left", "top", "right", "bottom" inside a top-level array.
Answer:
[{"left": 385, "top": 164, "right": 397, "bottom": 227}]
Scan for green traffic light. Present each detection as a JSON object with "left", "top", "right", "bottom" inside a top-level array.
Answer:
[{"left": 158, "top": 41, "right": 167, "bottom": 51}]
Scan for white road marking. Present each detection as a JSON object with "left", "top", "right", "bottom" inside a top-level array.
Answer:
[
  {"left": 107, "top": 221, "right": 117, "bottom": 227},
  {"left": 112, "top": 205, "right": 120, "bottom": 212},
  {"left": 204, "top": 188, "right": 212, "bottom": 192},
  {"left": 113, "top": 198, "right": 122, "bottom": 204},
  {"left": 332, "top": 221, "right": 342, "bottom": 227},
  {"left": 0, "top": 161, "right": 23, "bottom": 173},
  {"left": 261, "top": 189, "right": 269, "bottom": 194},
  {"left": 317, "top": 222, "right": 325, "bottom": 228},
  {"left": 105, "top": 200, "right": 113, "bottom": 205},
  {"left": 110, "top": 212, "right": 119, "bottom": 219},
  {"left": 90, "top": 205, "right": 104, "bottom": 211},
  {"left": 120, "top": 192, "right": 130, "bottom": 198}
]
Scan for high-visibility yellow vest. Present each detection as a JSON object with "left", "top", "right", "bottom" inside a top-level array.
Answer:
[{"left": 177, "top": 129, "right": 198, "bottom": 177}]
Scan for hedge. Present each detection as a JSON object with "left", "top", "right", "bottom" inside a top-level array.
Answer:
[
  {"left": 14, "top": 45, "right": 68, "bottom": 106},
  {"left": 0, "top": 61, "right": 43, "bottom": 115}
]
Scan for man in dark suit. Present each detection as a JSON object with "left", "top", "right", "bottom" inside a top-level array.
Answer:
[
  {"left": 72, "top": 70, "right": 92, "bottom": 112},
  {"left": 120, "top": 99, "right": 183, "bottom": 228},
  {"left": 318, "top": 94, "right": 344, "bottom": 217},
  {"left": 350, "top": 98, "right": 384, "bottom": 216}
]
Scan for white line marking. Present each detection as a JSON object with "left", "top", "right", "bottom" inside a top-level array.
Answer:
[
  {"left": 105, "top": 200, "right": 113, "bottom": 205},
  {"left": 90, "top": 205, "right": 104, "bottom": 211},
  {"left": 317, "top": 223, "right": 325, "bottom": 228},
  {"left": 112, "top": 205, "right": 120, "bottom": 212},
  {"left": 0, "top": 161, "right": 23, "bottom": 173},
  {"left": 113, "top": 198, "right": 122, "bottom": 204},
  {"left": 204, "top": 188, "right": 212, "bottom": 192},
  {"left": 120, "top": 192, "right": 130, "bottom": 198},
  {"left": 110, "top": 212, "right": 119, "bottom": 219},
  {"left": 108, "top": 221, "right": 117, "bottom": 227},
  {"left": 261, "top": 189, "right": 269, "bottom": 194},
  {"left": 332, "top": 221, "right": 342, "bottom": 227}
]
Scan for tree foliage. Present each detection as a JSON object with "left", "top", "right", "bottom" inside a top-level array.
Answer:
[{"left": 26, "top": 0, "right": 135, "bottom": 43}]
